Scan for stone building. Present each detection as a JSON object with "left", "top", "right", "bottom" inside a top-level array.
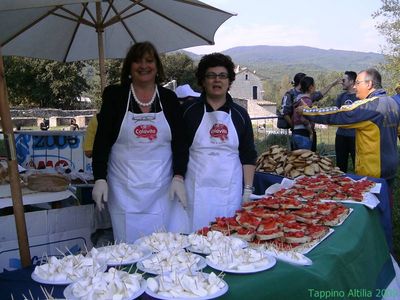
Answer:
[
  {"left": 229, "top": 66, "right": 277, "bottom": 121},
  {"left": 229, "top": 66, "right": 264, "bottom": 100}
]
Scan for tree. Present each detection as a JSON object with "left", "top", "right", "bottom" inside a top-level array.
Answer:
[
  {"left": 312, "top": 71, "right": 342, "bottom": 107},
  {"left": 373, "top": 0, "right": 400, "bottom": 93},
  {"left": 84, "top": 59, "right": 122, "bottom": 108},
  {"left": 161, "top": 53, "right": 198, "bottom": 90},
  {"left": 4, "top": 53, "right": 197, "bottom": 109},
  {"left": 4, "top": 57, "right": 89, "bottom": 109}
]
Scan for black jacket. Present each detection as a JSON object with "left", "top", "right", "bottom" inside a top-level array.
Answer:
[
  {"left": 182, "top": 93, "right": 257, "bottom": 165},
  {"left": 92, "top": 84, "right": 188, "bottom": 180}
]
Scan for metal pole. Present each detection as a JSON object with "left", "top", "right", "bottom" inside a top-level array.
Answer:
[{"left": 0, "top": 48, "right": 31, "bottom": 267}]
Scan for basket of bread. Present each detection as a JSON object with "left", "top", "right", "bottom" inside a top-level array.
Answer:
[
  {"left": 256, "top": 145, "right": 342, "bottom": 178},
  {"left": 27, "top": 173, "right": 70, "bottom": 192}
]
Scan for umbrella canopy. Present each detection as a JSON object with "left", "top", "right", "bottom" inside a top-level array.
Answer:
[
  {"left": 0, "top": 0, "right": 235, "bottom": 90},
  {"left": 0, "top": 0, "right": 234, "bottom": 268}
]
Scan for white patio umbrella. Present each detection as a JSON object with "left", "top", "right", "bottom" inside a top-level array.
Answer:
[
  {"left": 0, "top": 0, "right": 235, "bottom": 267},
  {"left": 1, "top": 0, "right": 235, "bottom": 90}
]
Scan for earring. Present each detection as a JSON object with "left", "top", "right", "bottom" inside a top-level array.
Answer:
[{"left": 128, "top": 74, "right": 132, "bottom": 79}]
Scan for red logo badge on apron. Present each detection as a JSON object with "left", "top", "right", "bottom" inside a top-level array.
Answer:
[
  {"left": 134, "top": 125, "right": 158, "bottom": 141},
  {"left": 209, "top": 123, "right": 229, "bottom": 142}
]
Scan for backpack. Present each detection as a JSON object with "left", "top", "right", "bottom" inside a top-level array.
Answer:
[{"left": 276, "top": 89, "right": 296, "bottom": 129}]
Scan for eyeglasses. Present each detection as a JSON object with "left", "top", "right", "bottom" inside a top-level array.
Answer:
[
  {"left": 205, "top": 72, "right": 229, "bottom": 80},
  {"left": 354, "top": 80, "right": 371, "bottom": 85}
]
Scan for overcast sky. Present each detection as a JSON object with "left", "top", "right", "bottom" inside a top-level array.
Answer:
[{"left": 185, "top": 0, "right": 386, "bottom": 54}]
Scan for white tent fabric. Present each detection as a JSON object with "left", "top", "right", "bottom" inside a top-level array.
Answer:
[
  {"left": 0, "top": 0, "right": 95, "bottom": 11},
  {"left": 0, "top": 0, "right": 235, "bottom": 61}
]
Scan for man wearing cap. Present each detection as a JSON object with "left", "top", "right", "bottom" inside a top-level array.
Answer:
[
  {"left": 175, "top": 84, "right": 200, "bottom": 104},
  {"left": 281, "top": 73, "right": 340, "bottom": 150}
]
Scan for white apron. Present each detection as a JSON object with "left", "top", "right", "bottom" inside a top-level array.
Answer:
[
  {"left": 107, "top": 90, "right": 188, "bottom": 242},
  {"left": 185, "top": 105, "right": 242, "bottom": 232}
]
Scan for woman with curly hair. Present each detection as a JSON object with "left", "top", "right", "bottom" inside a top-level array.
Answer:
[{"left": 182, "top": 53, "right": 257, "bottom": 232}]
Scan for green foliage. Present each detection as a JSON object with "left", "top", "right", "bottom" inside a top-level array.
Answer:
[
  {"left": 4, "top": 57, "right": 89, "bottom": 109},
  {"left": 373, "top": 0, "right": 400, "bottom": 93},
  {"left": 83, "top": 59, "right": 123, "bottom": 108},
  {"left": 161, "top": 53, "right": 198, "bottom": 90},
  {"left": 254, "top": 134, "right": 290, "bottom": 155},
  {"left": 262, "top": 70, "right": 342, "bottom": 105}
]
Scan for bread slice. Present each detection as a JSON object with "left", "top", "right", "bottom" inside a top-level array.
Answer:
[{"left": 284, "top": 232, "right": 311, "bottom": 244}]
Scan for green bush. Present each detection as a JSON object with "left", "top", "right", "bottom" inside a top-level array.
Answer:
[{"left": 255, "top": 133, "right": 289, "bottom": 154}]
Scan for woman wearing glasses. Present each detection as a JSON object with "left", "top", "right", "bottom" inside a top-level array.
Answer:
[
  {"left": 182, "top": 53, "right": 257, "bottom": 232},
  {"left": 92, "top": 42, "right": 189, "bottom": 242}
]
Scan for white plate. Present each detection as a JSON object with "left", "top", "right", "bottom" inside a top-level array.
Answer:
[
  {"left": 95, "top": 246, "right": 152, "bottom": 266},
  {"left": 205, "top": 254, "right": 276, "bottom": 274},
  {"left": 321, "top": 193, "right": 379, "bottom": 209},
  {"left": 186, "top": 238, "right": 247, "bottom": 255},
  {"left": 370, "top": 183, "right": 381, "bottom": 194},
  {"left": 31, "top": 272, "right": 72, "bottom": 285},
  {"left": 134, "top": 235, "right": 190, "bottom": 253},
  {"left": 299, "top": 228, "right": 335, "bottom": 254},
  {"left": 136, "top": 254, "right": 207, "bottom": 275},
  {"left": 63, "top": 279, "right": 146, "bottom": 300},
  {"left": 330, "top": 208, "right": 354, "bottom": 227},
  {"left": 265, "top": 250, "right": 312, "bottom": 266},
  {"left": 249, "top": 194, "right": 266, "bottom": 200},
  {"left": 31, "top": 264, "right": 107, "bottom": 285},
  {"left": 144, "top": 273, "right": 228, "bottom": 300}
]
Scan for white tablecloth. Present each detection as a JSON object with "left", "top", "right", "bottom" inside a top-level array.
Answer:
[{"left": 0, "top": 184, "right": 75, "bottom": 209}]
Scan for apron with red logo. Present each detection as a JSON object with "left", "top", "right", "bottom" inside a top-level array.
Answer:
[
  {"left": 107, "top": 90, "right": 188, "bottom": 242},
  {"left": 185, "top": 105, "right": 242, "bottom": 232}
]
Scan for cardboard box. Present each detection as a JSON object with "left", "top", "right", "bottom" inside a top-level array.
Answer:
[{"left": 0, "top": 204, "right": 94, "bottom": 272}]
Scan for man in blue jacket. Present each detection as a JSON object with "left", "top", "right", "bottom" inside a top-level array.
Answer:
[{"left": 298, "top": 68, "right": 400, "bottom": 189}]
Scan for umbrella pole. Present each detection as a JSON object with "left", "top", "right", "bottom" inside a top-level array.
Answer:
[
  {"left": 96, "top": 2, "right": 106, "bottom": 92},
  {"left": 0, "top": 49, "right": 31, "bottom": 267}
]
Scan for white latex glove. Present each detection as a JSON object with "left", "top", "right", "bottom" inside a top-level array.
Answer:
[
  {"left": 242, "top": 186, "right": 253, "bottom": 203},
  {"left": 92, "top": 179, "right": 108, "bottom": 211},
  {"left": 169, "top": 176, "right": 187, "bottom": 209}
]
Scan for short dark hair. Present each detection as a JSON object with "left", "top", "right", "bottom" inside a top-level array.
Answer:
[
  {"left": 120, "top": 42, "right": 165, "bottom": 86},
  {"left": 361, "top": 68, "right": 382, "bottom": 89},
  {"left": 292, "top": 73, "right": 306, "bottom": 86},
  {"left": 195, "top": 53, "right": 235, "bottom": 87},
  {"left": 344, "top": 71, "right": 357, "bottom": 82},
  {"left": 300, "top": 76, "right": 315, "bottom": 93}
]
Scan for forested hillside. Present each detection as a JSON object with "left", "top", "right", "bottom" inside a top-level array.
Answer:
[{"left": 183, "top": 45, "right": 383, "bottom": 80}]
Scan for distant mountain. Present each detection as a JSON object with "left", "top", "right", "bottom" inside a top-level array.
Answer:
[{"left": 179, "top": 45, "right": 385, "bottom": 80}]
